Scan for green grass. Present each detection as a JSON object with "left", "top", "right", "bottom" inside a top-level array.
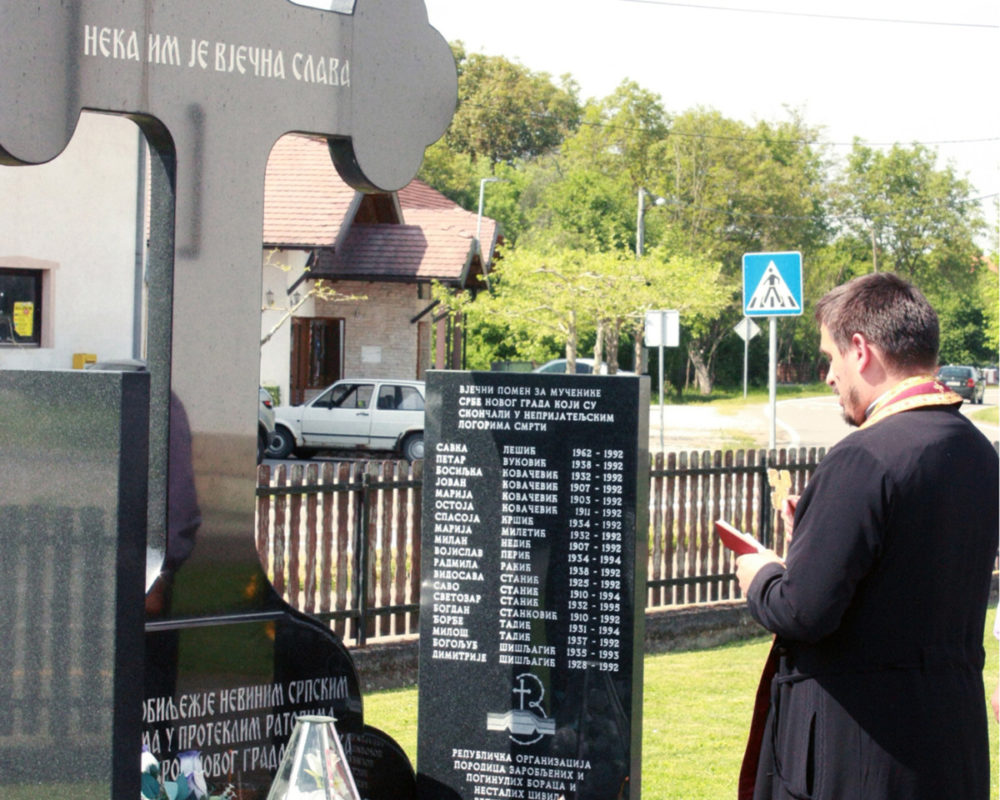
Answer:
[
  {"left": 970, "top": 405, "right": 999, "bottom": 425},
  {"left": 652, "top": 382, "right": 830, "bottom": 407},
  {"left": 365, "top": 624, "right": 1000, "bottom": 798}
]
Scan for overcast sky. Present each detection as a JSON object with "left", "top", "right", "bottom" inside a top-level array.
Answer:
[{"left": 301, "top": 0, "right": 1000, "bottom": 246}]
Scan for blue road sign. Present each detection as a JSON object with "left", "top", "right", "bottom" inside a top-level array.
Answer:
[{"left": 743, "top": 251, "right": 803, "bottom": 317}]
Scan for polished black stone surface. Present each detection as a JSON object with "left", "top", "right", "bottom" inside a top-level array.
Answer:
[
  {"left": 144, "top": 612, "right": 365, "bottom": 798},
  {"left": 3, "top": 3, "right": 454, "bottom": 797},
  {"left": 416, "top": 371, "right": 649, "bottom": 800},
  {"left": 344, "top": 726, "right": 417, "bottom": 800},
  {"left": 0, "top": 0, "right": 456, "bottom": 628},
  {"left": 0, "top": 370, "right": 149, "bottom": 799}
]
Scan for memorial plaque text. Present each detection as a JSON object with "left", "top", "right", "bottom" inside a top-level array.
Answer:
[{"left": 417, "top": 371, "right": 649, "bottom": 800}]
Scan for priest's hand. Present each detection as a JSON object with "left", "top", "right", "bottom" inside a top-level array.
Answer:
[{"left": 736, "top": 550, "right": 784, "bottom": 596}]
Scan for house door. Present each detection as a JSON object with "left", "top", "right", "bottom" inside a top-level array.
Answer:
[{"left": 290, "top": 317, "right": 344, "bottom": 405}]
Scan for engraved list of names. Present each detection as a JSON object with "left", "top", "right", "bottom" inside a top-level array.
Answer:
[{"left": 417, "top": 371, "right": 649, "bottom": 800}]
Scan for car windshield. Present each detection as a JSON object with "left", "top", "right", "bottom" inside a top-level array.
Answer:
[
  {"left": 314, "top": 383, "right": 374, "bottom": 409},
  {"left": 938, "top": 367, "right": 970, "bottom": 379},
  {"left": 539, "top": 360, "right": 592, "bottom": 374}
]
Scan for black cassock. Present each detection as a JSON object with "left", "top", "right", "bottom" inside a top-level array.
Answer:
[{"left": 747, "top": 405, "right": 998, "bottom": 800}]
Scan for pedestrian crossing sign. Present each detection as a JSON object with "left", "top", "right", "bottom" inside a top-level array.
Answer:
[{"left": 743, "top": 251, "right": 803, "bottom": 317}]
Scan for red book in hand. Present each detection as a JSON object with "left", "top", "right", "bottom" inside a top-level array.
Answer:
[{"left": 715, "top": 519, "right": 765, "bottom": 556}]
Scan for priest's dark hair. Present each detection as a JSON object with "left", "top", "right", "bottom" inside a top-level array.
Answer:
[{"left": 815, "top": 272, "right": 939, "bottom": 373}]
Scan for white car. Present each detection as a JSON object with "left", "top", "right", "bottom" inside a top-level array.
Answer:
[
  {"left": 266, "top": 378, "right": 425, "bottom": 462},
  {"left": 258, "top": 387, "right": 276, "bottom": 463}
]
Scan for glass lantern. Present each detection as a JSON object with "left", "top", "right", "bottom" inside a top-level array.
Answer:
[{"left": 266, "top": 716, "right": 361, "bottom": 800}]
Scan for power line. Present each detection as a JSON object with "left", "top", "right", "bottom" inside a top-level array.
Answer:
[
  {"left": 618, "top": 0, "right": 1000, "bottom": 29},
  {"left": 573, "top": 116, "right": 999, "bottom": 150},
  {"left": 644, "top": 192, "right": 999, "bottom": 226},
  {"left": 455, "top": 98, "right": 999, "bottom": 151}
]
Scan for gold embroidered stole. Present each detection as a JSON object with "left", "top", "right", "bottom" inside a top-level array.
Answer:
[{"left": 861, "top": 375, "right": 963, "bottom": 429}]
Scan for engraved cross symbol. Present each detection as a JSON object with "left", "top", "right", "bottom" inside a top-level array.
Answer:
[{"left": 512, "top": 673, "right": 544, "bottom": 713}]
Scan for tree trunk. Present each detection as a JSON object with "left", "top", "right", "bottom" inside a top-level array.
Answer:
[
  {"left": 605, "top": 318, "right": 622, "bottom": 374},
  {"left": 633, "top": 321, "right": 644, "bottom": 373},
  {"left": 688, "top": 346, "right": 713, "bottom": 395},
  {"left": 565, "top": 310, "right": 578, "bottom": 374},
  {"left": 593, "top": 319, "right": 605, "bottom": 371}
]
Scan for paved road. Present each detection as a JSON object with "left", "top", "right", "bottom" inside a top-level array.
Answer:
[
  {"left": 264, "top": 387, "right": 998, "bottom": 464},
  {"left": 775, "top": 386, "right": 999, "bottom": 450}
]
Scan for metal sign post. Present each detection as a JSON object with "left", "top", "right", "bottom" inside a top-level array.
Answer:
[
  {"left": 733, "top": 317, "right": 760, "bottom": 399},
  {"left": 768, "top": 317, "right": 778, "bottom": 448},
  {"left": 644, "top": 309, "right": 679, "bottom": 452},
  {"left": 742, "top": 252, "right": 803, "bottom": 449}
]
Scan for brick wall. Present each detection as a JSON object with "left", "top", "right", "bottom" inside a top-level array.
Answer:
[{"left": 316, "top": 280, "right": 428, "bottom": 380}]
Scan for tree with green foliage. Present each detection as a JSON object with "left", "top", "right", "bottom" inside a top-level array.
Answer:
[
  {"left": 653, "top": 110, "right": 830, "bottom": 392},
  {"left": 527, "top": 80, "right": 669, "bottom": 253},
  {"left": 443, "top": 44, "right": 580, "bottom": 169},
  {"left": 587, "top": 247, "right": 731, "bottom": 374},
  {"left": 417, "top": 45, "right": 581, "bottom": 248},
  {"left": 525, "top": 166, "right": 633, "bottom": 252},
  {"left": 432, "top": 242, "right": 731, "bottom": 379},
  {"left": 561, "top": 80, "right": 669, "bottom": 190},
  {"left": 431, "top": 248, "right": 596, "bottom": 370},
  {"left": 830, "top": 141, "right": 992, "bottom": 369},
  {"left": 417, "top": 48, "right": 996, "bottom": 391},
  {"left": 832, "top": 141, "right": 986, "bottom": 296}
]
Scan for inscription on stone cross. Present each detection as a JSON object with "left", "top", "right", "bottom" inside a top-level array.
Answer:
[{"left": 1, "top": 0, "right": 455, "bottom": 191}]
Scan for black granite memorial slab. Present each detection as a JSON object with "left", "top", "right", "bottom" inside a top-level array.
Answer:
[
  {"left": 0, "top": 369, "right": 148, "bottom": 799},
  {"left": 416, "top": 371, "right": 650, "bottom": 800},
  {"left": 2, "top": 2, "right": 454, "bottom": 797},
  {"left": 143, "top": 612, "right": 364, "bottom": 798},
  {"left": 344, "top": 725, "right": 418, "bottom": 800}
]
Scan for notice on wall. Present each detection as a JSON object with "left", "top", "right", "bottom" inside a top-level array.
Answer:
[
  {"left": 12, "top": 301, "right": 34, "bottom": 337},
  {"left": 416, "top": 370, "right": 649, "bottom": 800}
]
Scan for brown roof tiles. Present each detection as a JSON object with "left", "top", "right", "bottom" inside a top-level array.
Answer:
[{"left": 263, "top": 133, "right": 499, "bottom": 285}]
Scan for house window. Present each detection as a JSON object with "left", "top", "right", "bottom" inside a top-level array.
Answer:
[{"left": 0, "top": 268, "right": 43, "bottom": 346}]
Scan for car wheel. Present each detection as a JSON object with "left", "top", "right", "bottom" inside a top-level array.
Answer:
[
  {"left": 257, "top": 430, "right": 267, "bottom": 464},
  {"left": 266, "top": 426, "right": 295, "bottom": 459},
  {"left": 401, "top": 432, "right": 424, "bottom": 462}
]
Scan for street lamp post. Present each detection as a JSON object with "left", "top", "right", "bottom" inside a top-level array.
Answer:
[
  {"left": 636, "top": 186, "right": 667, "bottom": 257},
  {"left": 637, "top": 187, "right": 670, "bottom": 449}
]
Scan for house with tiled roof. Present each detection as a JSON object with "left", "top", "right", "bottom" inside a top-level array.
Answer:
[{"left": 260, "top": 134, "right": 500, "bottom": 405}]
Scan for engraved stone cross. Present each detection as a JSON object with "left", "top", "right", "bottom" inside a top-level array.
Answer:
[{"left": 0, "top": 0, "right": 456, "bottom": 612}]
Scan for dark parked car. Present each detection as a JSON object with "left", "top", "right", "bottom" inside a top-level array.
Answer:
[
  {"left": 936, "top": 365, "right": 985, "bottom": 404},
  {"left": 533, "top": 357, "right": 635, "bottom": 376}
]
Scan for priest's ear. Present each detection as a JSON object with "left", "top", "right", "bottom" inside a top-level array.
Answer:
[{"left": 851, "top": 332, "right": 885, "bottom": 378}]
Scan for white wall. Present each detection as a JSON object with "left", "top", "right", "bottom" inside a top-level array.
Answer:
[
  {"left": 0, "top": 112, "right": 142, "bottom": 370},
  {"left": 259, "top": 248, "right": 311, "bottom": 405}
]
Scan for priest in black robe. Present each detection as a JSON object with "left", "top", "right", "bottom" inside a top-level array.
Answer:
[{"left": 736, "top": 272, "right": 999, "bottom": 800}]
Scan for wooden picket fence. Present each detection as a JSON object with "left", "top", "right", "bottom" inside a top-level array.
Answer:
[
  {"left": 645, "top": 447, "right": 823, "bottom": 608},
  {"left": 255, "top": 447, "right": 827, "bottom": 647}
]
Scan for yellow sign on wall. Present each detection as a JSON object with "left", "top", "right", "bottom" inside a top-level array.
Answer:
[{"left": 13, "top": 302, "right": 34, "bottom": 337}]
